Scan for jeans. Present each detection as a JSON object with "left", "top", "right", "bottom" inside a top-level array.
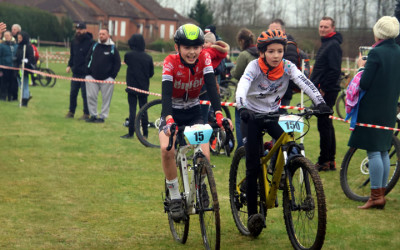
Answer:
[
  {"left": 235, "top": 108, "right": 243, "bottom": 149},
  {"left": 17, "top": 73, "right": 30, "bottom": 99},
  {"left": 128, "top": 94, "right": 148, "bottom": 136},
  {"left": 317, "top": 91, "right": 339, "bottom": 163},
  {"left": 367, "top": 151, "right": 390, "bottom": 189},
  {"left": 68, "top": 74, "right": 89, "bottom": 115}
]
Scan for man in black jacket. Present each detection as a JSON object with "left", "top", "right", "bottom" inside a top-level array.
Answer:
[
  {"left": 269, "top": 18, "right": 301, "bottom": 114},
  {"left": 65, "top": 22, "right": 94, "bottom": 120},
  {"left": 310, "top": 16, "right": 343, "bottom": 171},
  {"left": 85, "top": 28, "right": 121, "bottom": 123},
  {"left": 121, "top": 34, "right": 154, "bottom": 139}
]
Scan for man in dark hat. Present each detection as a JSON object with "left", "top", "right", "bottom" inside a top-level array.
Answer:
[{"left": 65, "top": 22, "right": 95, "bottom": 120}]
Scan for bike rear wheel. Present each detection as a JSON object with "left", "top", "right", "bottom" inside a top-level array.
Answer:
[
  {"left": 165, "top": 160, "right": 189, "bottom": 243},
  {"left": 229, "top": 146, "right": 266, "bottom": 236},
  {"left": 135, "top": 99, "right": 162, "bottom": 148},
  {"left": 197, "top": 158, "right": 220, "bottom": 250},
  {"left": 340, "top": 135, "right": 400, "bottom": 202},
  {"left": 335, "top": 92, "right": 346, "bottom": 119},
  {"left": 38, "top": 68, "right": 56, "bottom": 87},
  {"left": 283, "top": 157, "right": 326, "bottom": 250}
]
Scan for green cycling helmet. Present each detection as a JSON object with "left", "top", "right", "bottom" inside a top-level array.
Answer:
[{"left": 174, "top": 24, "right": 204, "bottom": 46}]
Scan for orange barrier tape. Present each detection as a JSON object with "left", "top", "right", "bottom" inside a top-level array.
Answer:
[{"left": 2, "top": 64, "right": 399, "bottom": 131}]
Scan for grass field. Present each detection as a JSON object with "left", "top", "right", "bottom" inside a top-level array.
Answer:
[{"left": 0, "top": 49, "right": 399, "bottom": 249}]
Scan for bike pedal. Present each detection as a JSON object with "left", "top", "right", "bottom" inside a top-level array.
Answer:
[{"left": 211, "top": 165, "right": 216, "bottom": 168}]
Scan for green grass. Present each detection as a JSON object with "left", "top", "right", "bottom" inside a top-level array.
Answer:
[{"left": 1, "top": 49, "right": 400, "bottom": 249}]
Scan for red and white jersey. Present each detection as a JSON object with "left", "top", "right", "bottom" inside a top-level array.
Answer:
[{"left": 162, "top": 50, "right": 214, "bottom": 109}]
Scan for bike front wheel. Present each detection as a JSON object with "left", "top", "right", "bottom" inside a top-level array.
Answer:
[
  {"left": 340, "top": 135, "right": 400, "bottom": 202},
  {"left": 165, "top": 161, "right": 189, "bottom": 243},
  {"left": 197, "top": 158, "right": 220, "bottom": 250},
  {"left": 335, "top": 92, "right": 346, "bottom": 119},
  {"left": 283, "top": 157, "right": 327, "bottom": 250},
  {"left": 38, "top": 68, "right": 56, "bottom": 87},
  {"left": 135, "top": 99, "right": 162, "bottom": 148}
]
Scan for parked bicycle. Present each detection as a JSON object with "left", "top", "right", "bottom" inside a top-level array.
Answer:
[
  {"left": 163, "top": 122, "right": 226, "bottom": 249},
  {"left": 334, "top": 71, "right": 351, "bottom": 119},
  {"left": 229, "top": 109, "right": 327, "bottom": 249},
  {"left": 135, "top": 99, "right": 231, "bottom": 148},
  {"left": 32, "top": 60, "right": 56, "bottom": 87},
  {"left": 340, "top": 108, "right": 400, "bottom": 201}
]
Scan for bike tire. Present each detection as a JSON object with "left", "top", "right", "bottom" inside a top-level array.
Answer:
[
  {"left": 45, "top": 68, "right": 57, "bottom": 87},
  {"left": 135, "top": 99, "right": 162, "bottom": 148},
  {"left": 340, "top": 135, "right": 400, "bottom": 202},
  {"left": 197, "top": 158, "right": 220, "bottom": 250},
  {"left": 38, "top": 68, "right": 54, "bottom": 87},
  {"left": 335, "top": 92, "right": 346, "bottom": 119},
  {"left": 283, "top": 157, "right": 327, "bottom": 250},
  {"left": 229, "top": 146, "right": 266, "bottom": 236},
  {"left": 166, "top": 160, "right": 190, "bottom": 244}
]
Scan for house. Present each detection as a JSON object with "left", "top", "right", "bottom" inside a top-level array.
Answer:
[{"left": 0, "top": 0, "right": 196, "bottom": 43}]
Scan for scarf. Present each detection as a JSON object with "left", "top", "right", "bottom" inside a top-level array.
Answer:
[
  {"left": 258, "top": 57, "right": 284, "bottom": 81},
  {"left": 324, "top": 32, "right": 336, "bottom": 38}
]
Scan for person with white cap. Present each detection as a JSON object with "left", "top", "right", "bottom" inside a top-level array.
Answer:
[{"left": 348, "top": 16, "right": 400, "bottom": 209}]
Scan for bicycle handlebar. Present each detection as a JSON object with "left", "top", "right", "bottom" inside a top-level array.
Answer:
[{"left": 166, "top": 123, "right": 177, "bottom": 151}]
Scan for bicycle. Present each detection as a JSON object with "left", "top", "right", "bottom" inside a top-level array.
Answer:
[
  {"left": 229, "top": 109, "right": 327, "bottom": 249},
  {"left": 340, "top": 112, "right": 400, "bottom": 202},
  {"left": 134, "top": 99, "right": 231, "bottom": 148},
  {"left": 334, "top": 72, "right": 351, "bottom": 119},
  {"left": 163, "top": 121, "right": 225, "bottom": 249},
  {"left": 32, "top": 60, "right": 57, "bottom": 87},
  {"left": 209, "top": 117, "right": 235, "bottom": 157}
]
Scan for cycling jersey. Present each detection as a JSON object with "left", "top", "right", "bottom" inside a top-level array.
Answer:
[
  {"left": 162, "top": 51, "right": 214, "bottom": 110},
  {"left": 236, "top": 59, "right": 325, "bottom": 113}
]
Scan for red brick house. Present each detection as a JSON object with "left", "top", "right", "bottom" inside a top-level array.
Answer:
[{"left": 0, "top": 0, "right": 195, "bottom": 43}]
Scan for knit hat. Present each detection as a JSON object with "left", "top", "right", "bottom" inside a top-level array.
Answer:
[
  {"left": 204, "top": 32, "right": 216, "bottom": 44},
  {"left": 373, "top": 16, "right": 400, "bottom": 40}
]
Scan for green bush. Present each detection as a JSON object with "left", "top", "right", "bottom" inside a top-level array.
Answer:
[
  {"left": 0, "top": 2, "right": 73, "bottom": 42},
  {"left": 148, "top": 39, "right": 175, "bottom": 52}
]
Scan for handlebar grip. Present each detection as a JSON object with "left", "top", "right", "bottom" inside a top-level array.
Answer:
[{"left": 166, "top": 123, "right": 177, "bottom": 151}]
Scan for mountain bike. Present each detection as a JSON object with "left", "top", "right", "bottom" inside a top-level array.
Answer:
[
  {"left": 32, "top": 61, "right": 57, "bottom": 87},
  {"left": 340, "top": 113, "right": 400, "bottom": 202},
  {"left": 163, "top": 122, "right": 224, "bottom": 249},
  {"left": 334, "top": 72, "right": 351, "bottom": 119},
  {"left": 135, "top": 99, "right": 231, "bottom": 148},
  {"left": 229, "top": 109, "right": 327, "bottom": 249}
]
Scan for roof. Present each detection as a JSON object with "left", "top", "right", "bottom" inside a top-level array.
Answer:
[
  {"left": 89, "top": 0, "right": 148, "bottom": 19},
  {"left": 36, "top": 0, "right": 98, "bottom": 23},
  {"left": 135, "top": 0, "right": 178, "bottom": 21}
]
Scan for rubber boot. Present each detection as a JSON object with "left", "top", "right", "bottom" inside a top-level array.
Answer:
[
  {"left": 357, "top": 188, "right": 385, "bottom": 209},
  {"left": 380, "top": 187, "right": 386, "bottom": 208},
  {"left": 21, "top": 98, "right": 28, "bottom": 107}
]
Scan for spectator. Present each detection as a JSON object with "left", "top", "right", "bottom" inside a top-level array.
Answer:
[
  {"left": 65, "top": 22, "right": 94, "bottom": 120},
  {"left": 269, "top": 18, "right": 301, "bottom": 113},
  {"left": 0, "top": 31, "right": 18, "bottom": 101},
  {"left": 231, "top": 28, "right": 258, "bottom": 149},
  {"left": 121, "top": 34, "right": 154, "bottom": 139},
  {"left": 200, "top": 32, "right": 230, "bottom": 124},
  {"left": 85, "top": 28, "right": 121, "bottom": 123},
  {"left": 349, "top": 16, "right": 400, "bottom": 209},
  {"left": 0, "top": 22, "right": 6, "bottom": 33},
  {"left": 310, "top": 16, "right": 343, "bottom": 171},
  {"left": 11, "top": 24, "right": 21, "bottom": 41},
  {"left": 16, "top": 31, "right": 35, "bottom": 107}
]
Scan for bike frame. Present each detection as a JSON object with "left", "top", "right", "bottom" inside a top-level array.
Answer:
[
  {"left": 177, "top": 141, "right": 204, "bottom": 215},
  {"left": 260, "top": 132, "right": 305, "bottom": 209}
]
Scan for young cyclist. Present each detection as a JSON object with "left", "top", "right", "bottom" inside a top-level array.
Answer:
[
  {"left": 159, "top": 24, "right": 231, "bottom": 222},
  {"left": 235, "top": 29, "right": 332, "bottom": 237}
]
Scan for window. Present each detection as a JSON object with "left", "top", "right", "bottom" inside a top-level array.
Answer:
[
  {"left": 169, "top": 24, "right": 175, "bottom": 39},
  {"left": 114, "top": 20, "right": 118, "bottom": 36},
  {"left": 108, "top": 20, "right": 113, "bottom": 35},
  {"left": 121, "top": 21, "right": 126, "bottom": 37},
  {"left": 149, "top": 24, "right": 153, "bottom": 37},
  {"left": 139, "top": 23, "right": 143, "bottom": 34},
  {"left": 160, "top": 24, "right": 165, "bottom": 39}
]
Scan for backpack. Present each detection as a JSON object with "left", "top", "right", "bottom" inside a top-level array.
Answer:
[
  {"left": 287, "top": 41, "right": 311, "bottom": 78},
  {"left": 345, "top": 70, "right": 364, "bottom": 114}
]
